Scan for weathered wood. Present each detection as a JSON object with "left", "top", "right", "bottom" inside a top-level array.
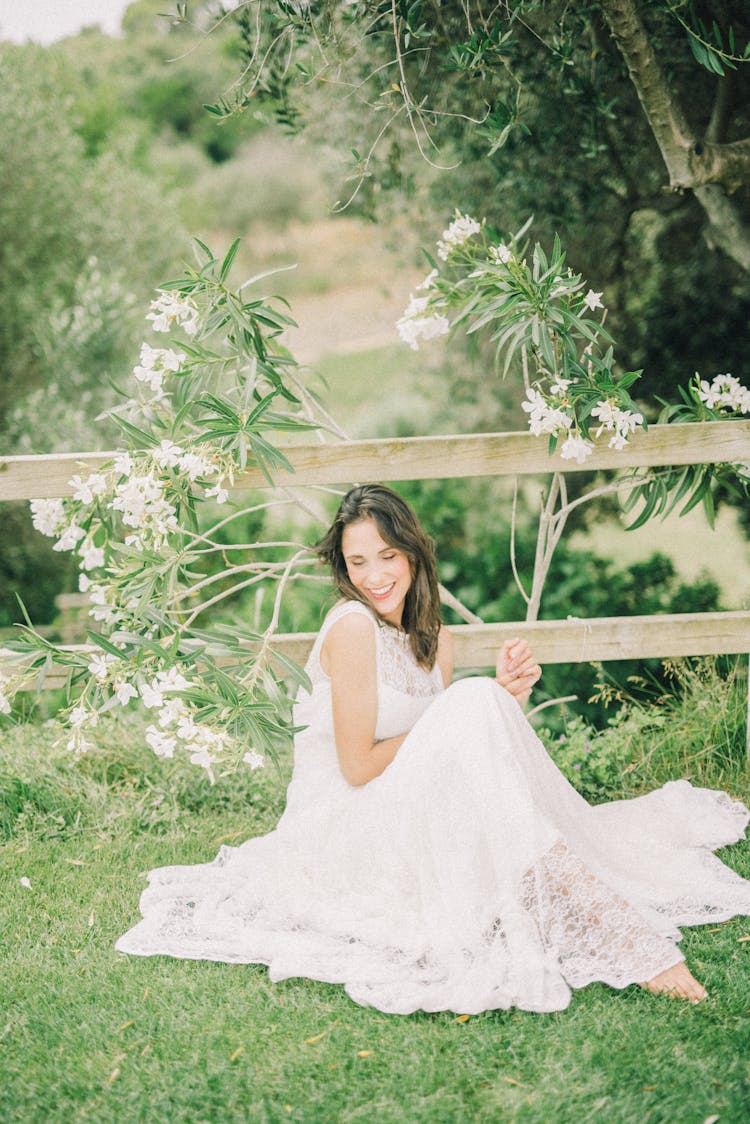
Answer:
[
  {"left": 2, "top": 420, "right": 749, "bottom": 500},
  {"left": 5, "top": 611, "right": 748, "bottom": 691}
]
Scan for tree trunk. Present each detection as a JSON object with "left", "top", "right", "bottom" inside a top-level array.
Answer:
[{"left": 599, "top": 0, "right": 750, "bottom": 273}]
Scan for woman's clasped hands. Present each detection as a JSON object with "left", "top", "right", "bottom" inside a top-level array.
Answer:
[{"left": 495, "top": 638, "right": 542, "bottom": 707}]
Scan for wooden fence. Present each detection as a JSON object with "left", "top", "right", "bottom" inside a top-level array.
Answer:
[{"left": 2, "top": 420, "right": 750, "bottom": 746}]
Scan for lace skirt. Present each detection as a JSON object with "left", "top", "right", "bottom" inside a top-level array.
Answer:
[{"left": 116, "top": 679, "right": 750, "bottom": 1014}]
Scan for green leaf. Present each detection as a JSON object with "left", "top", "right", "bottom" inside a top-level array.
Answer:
[{"left": 219, "top": 238, "right": 241, "bottom": 283}]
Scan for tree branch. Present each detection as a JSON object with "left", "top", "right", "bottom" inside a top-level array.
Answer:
[
  {"left": 599, "top": 0, "right": 750, "bottom": 272},
  {"left": 599, "top": 0, "right": 750, "bottom": 192}
]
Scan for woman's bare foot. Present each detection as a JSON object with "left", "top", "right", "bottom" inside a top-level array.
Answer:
[{"left": 641, "top": 961, "right": 708, "bottom": 1003}]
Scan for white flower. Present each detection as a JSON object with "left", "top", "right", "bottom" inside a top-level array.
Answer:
[
  {"left": 396, "top": 293, "right": 450, "bottom": 352},
  {"left": 489, "top": 243, "right": 512, "bottom": 265},
  {"left": 436, "top": 213, "right": 481, "bottom": 261},
  {"left": 79, "top": 539, "right": 105, "bottom": 571},
  {"left": 157, "top": 697, "right": 188, "bottom": 728},
  {"left": 88, "top": 652, "right": 116, "bottom": 681},
  {"left": 109, "top": 473, "right": 178, "bottom": 547},
  {"left": 590, "top": 400, "right": 644, "bottom": 448},
  {"left": 243, "top": 750, "right": 265, "bottom": 771},
  {"left": 145, "top": 725, "right": 177, "bottom": 758},
  {"left": 0, "top": 686, "right": 11, "bottom": 715},
  {"left": 132, "top": 344, "right": 186, "bottom": 399},
  {"left": 549, "top": 378, "right": 571, "bottom": 398},
  {"left": 30, "top": 499, "right": 67, "bottom": 538},
  {"left": 189, "top": 747, "right": 213, "bottom": 771},
  {"left": 582, "top": 289, "right": 604, "bottom": 312},
  {"left": 696, "top": 373, "right": 750, "bottom": 413},
  {"left": 54, "top": 523, "right": 86, "bottom": 553},
  {"left": 521, "top": 387, "right": 573, "bottom": 437},
  {"left": 560, "top": 434, "right": 594, "bottom": 463},
  {"left": 146, "top": 291, "right": 199, "bottom": 337},
  {"left": 20, "top": 877, "right": 32, "bottom": 890},
  {"left": 205, "top": 483, "right": 229, "bottom": 504},
  {"left": 416, "top": 269, "right": 439, "bottom": 291},
  {"left": 113, "top": 452, "right": 133, "bottom": 478},
  {"left": 65, "top": 734, "right": 94, "bottom": 755},
  {"left": 155, "top": 666, "right": 193, "bottom": 692},
  {"left": 140, "top": 682, "right": 164, "bottom": 709},
  {"left": 178, "top": 452, "right": 215, "bottom": 481},
  {"left": 69, "top": 706, "right": 98, "bottom": 729},
  {"left": 153, "top": 440, "right": 185, "bottom": 469},
  {"left": 69, "top": 473, "right": 107, "bottom": 505},
  {"left": 176, "top": 714, "right": 198, "bottom": 741},
  {"left": 114, "top": 681, "right": 139, "bottom": 706},
  {"left": 79, "top": 573, "right": 91, "bottom": 593}
]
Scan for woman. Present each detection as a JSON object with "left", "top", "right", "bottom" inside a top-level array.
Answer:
[{"left": 117, "top": 485, "right": 750, "bottom": 1014}]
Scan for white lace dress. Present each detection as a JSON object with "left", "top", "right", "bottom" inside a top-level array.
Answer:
[{"left": 116, "top": 600, "right": 750, "bottom": 1014}]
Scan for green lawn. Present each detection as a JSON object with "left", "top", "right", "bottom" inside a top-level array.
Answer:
[{"left": 2, "top": 684, "right": 750, "bottom": 1123}]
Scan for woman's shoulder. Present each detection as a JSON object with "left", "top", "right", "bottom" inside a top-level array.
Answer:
[
  {"left": 319, "top": 599, "right": 378, "bottom": 642},
  {"left": 317, "top": 600, "right": 378, "bottom": 679}
]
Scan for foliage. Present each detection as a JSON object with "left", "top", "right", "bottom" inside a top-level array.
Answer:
[
  {"left": 541, "top": 656, "right": 749, "bottom": 802},
  {"left": 196, "top": 0, "right": 750, "bottom": 464},
  {"left": 0, "top": 44, "right": 183, "bottom": 444},
  {"left": 1, "top": 241, "right": 335, "bottom": 779}
]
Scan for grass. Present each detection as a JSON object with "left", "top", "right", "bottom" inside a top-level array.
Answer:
[{"left": 2, "top": 669, "right": 750, "bottom": 1123}]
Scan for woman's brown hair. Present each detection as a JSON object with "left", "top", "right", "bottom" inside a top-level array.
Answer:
[{"left": 316, "top": 484, "right": 442, "bottom": 668}]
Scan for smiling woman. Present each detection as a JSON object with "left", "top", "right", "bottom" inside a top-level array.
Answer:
[{"left": 115, "top": 484, "right": 750, "bottom": 1015}]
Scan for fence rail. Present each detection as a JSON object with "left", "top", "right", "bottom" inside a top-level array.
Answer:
[
  {"left": 2, "top": 421, "right": 749, "bottom": 747},
  {"left": 1, "top": 420, "right": 749, "bottom": 498},
  {"left": 3, "top": 611, "right": 750, "bottom": 692}
]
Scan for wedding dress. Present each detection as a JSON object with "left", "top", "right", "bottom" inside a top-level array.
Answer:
[{"left": 116, "top": 600, "right": 750, "bottom": 1014}]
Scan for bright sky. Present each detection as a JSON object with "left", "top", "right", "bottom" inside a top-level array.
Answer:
[{"left": 0, "top": 1, "right": 133, "bottom": 45}]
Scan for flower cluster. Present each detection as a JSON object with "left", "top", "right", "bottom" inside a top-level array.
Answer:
[
  {"left": 138, "top": 665, "right": 265, "bottom": 778},
  {"left": 436, "top": 213, "right": 482, "bottom": 261},
  {"left": 396, "top": 293, "right": 450, "bottom": 351},
  {"left": 14, "top": 241, "right": 320, "bottom": 780},
  {"left": 695, "top": 373, "right": 750, "bottom": 414},
  {"left": 146, "top": 290, "right": 199, "bottom": 337},
  {"left": 399, "top": 212, "right": 647, "bottom": 463},
  {"left": 133, "top": 343, "right": 187, "bottom": 402},
  {"left": 591, "top": 400, "right": 644, "bottom": 451}
]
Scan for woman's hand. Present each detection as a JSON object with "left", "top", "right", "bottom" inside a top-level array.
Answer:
[{"left": 495, "top": 638, "right": 542, "bottom": 707}]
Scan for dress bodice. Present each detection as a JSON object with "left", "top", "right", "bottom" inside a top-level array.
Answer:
[{"left": 288, "top": 600, "right": 444, "bottom": 802}]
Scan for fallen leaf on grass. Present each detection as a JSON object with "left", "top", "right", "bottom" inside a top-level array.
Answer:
[
  {"left": 738, "top": 935, "right": 750, "bottom": 943},
  {"left": 230, "top": 1047, "right": 245, "bottom": 1062},
  {"left": 105, "top": 1068, "right": 120, "bottom": 1087},
  {"left": 117, "top": 1020, "right": 135, "bottom": 1033},
  {"left": 455, "top": 1014, "right": 471, "bottom": 1023},
  {"left": 63, "top": 858, "right": 86, "bottom": 866},
  {"left": 642, "top": 1085, "right": 658, "bottom": 1092},
  {"left": 356, "top": 1050, "right": 373, "bottom": 1058},
  {"left": 304, "top": 1032, "right": 327, "bottom": 1045},
  {"left": 88, "top": 911, "right": 95, "bottom": 927},
  {"left": 215, "top": 831, "right": 244, "bottom": 845},
  {"left": 500, "top": 1076, "right": 526, "bottom": 1087}
]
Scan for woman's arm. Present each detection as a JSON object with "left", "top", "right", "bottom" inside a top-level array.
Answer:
[
  {"left": 436, "top": 624, "right": 454, "bottom": 688},
  {"left": 321, "top": 613, "right": 409, "bottom": 787}
]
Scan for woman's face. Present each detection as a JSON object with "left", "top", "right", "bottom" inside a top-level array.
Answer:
[{"left": 341, "top": 517, "right": 412, "bottom": 627}]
